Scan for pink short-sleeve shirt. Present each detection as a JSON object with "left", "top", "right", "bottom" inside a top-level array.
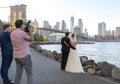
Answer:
[{"left": 11, "top": 29, "right": 30, "bottom": 58}]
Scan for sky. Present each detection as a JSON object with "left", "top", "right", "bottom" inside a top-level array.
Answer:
[{"left": 0, "top": 0, "right": 120, "bottom": 36}]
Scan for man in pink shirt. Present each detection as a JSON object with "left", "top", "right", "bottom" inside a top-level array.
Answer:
[{"left": 11, "top": 20, "right": 34, "bottom": 84}]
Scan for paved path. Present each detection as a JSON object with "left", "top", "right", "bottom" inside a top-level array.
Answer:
[{"left": 0, "top": 48, "right": 119, "bottom": 84}]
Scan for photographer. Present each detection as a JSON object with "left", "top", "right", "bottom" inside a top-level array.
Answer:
[{"left": 10, "top": 20, "right": 34, "bottom": 84}]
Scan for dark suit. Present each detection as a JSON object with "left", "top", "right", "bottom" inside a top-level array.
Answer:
[{"left": 61, "top": 36, "right": 75, "bottom": 70}]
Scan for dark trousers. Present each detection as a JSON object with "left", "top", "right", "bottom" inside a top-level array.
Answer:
[
  {"left": 61, "top": 51, "right": 69, "bottom": 70},
  {"left": 1, "top": 52, "right": 13, "bottom": 83}
]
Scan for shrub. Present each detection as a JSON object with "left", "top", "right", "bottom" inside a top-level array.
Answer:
[{"left": 34, "top": 33, "right": 44, "bottom": 41}]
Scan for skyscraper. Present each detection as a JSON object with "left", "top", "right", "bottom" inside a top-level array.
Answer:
[
  {"left": 54, "top": 22, "right": 60, "bottom": 30},
  {"left": 78, "top": 19, "right": 83, "bottom": 33},
  {"left": 116, "top": 27, "right": 120, "bottom": 36},
  {"left": 70, "top": 16, "right": 74, "bottom": 33},
  {"left": 56, "top": 22, "right": 60, "bottom": 30},
  {"left": 74, "top": 26, "right": 80, "bottom": 35},
  {"left": 43, "top": 21, "right": 50, "bottom": 27},
  {"left": 33, "top": 19, "right": 39, "bottom": 28},
  {"left": 98, "top": 22, "right": 106, "bottom": 36},
  {"left": 43, "top": 21, "right": 51, "bottom": 36},
  {"left": 61, "top": 20, "right": 66, "bottom": 32},
  {"left": 85, "top": 28, "right": 88, "bottom": 37}
]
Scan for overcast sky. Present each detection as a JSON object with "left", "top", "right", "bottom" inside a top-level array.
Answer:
[{"left": 0, "top": 0, "right": 120, "bottom": 35}]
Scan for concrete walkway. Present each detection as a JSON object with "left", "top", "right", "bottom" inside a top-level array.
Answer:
[{"left": 0, "top": 48, "right": 119, "bottom": 84}]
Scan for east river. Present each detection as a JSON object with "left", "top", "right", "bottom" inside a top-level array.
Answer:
[{"left": 40, "top": 42, "right": 120, "bottom": 68}]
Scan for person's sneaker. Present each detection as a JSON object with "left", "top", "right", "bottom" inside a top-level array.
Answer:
[
  {"left": 4, "top": 82, "right": 14, "bottom": 84},
  {"left": 9, "top": 79, "right": 14, "bottom": 83},
  {"left": 8, "top": 83, "right": 14, "bottom": 84},
  {"left": 61, "top": 68, "right": 65, "bottom": 71},
  {"left": 8, "top": 82, "right": 14, "bottom": 84},
  {"left": 3, "top": 79, "right": 14, "bottom": 84}
]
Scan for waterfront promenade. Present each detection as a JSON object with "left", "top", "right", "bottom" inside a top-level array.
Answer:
[{"left": 0, "top": 48, "right": 119, "bottom": 84}]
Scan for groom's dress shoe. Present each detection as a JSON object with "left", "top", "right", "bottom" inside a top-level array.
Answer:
[{"left": 61, "top": 68, "right": 65, "bottom": 70}]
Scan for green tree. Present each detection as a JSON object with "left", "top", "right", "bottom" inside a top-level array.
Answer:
[{"left": 34, "top": 33, "right": 44, "bottom": 41}]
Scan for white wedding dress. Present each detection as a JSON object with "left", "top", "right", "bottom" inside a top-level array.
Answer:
[{"left": 65, "top": 38, "right": 84, "bottom": 73}]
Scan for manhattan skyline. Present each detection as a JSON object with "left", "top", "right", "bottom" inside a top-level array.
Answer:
[{"left": 0, "top": 0, "right": 120, "bottom": 35}]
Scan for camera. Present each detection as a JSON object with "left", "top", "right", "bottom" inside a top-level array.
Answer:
[{"left": 25, "top": 20, "right": 31, "bottom": 32}]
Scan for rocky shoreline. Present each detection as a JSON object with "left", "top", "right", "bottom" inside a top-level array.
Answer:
[{"left": 30, "top": 42, "right": 120, "bottom": 83}]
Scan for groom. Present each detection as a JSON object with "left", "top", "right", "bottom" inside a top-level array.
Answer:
[{"left": 61, "top": 32, "right": 76, "bottom": 70}]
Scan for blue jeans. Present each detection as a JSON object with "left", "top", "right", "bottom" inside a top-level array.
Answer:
[
  {"left": 1, "top": 52, "right": 13, "bottom": 83},
  {"left": 15, "top": 55, "right": 33, "bottom": 84}
]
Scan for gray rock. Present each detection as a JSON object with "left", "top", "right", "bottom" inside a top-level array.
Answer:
[
  {"left": 80, "top": 56, "right": 88, "bottom": 64},
  {"left": 42, "top": 49, "right": 53, "bottom": 57},
  {"left": 30, "top": 43, "right": 37, "bottom": 48},
  {"left": 82, "top": 60, "right": 95, "bottom": 66},
  {"left": 97, "top": 61, "right": 117, "bottom": 78},
  {"left": 112, "top": 67, "right": 120, "bottom": 79},
  {"left": 35, "top": 45, "right": 42, "bottom": 52},
  {"left": 30, "top": 42, "right": 41, "bottom": 48},
  {"left": 58, "top": 58, "right": 62, "bottom": 62},
  {"left": 87, "top": 68, "right": 96, "bottom": 75},
  {"left": 52, "top": 51, "right": 58, "bottom": 56},
  {"left": 54, "top": 54, "right": 62, "bottom": 60},
  {"left": 95, "top": 69, "right": 104, "bottom": 76}
]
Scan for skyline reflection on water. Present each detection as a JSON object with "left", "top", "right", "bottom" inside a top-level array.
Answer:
[{"left": 40, "top": 42, "right": 120, "bottom": 68}]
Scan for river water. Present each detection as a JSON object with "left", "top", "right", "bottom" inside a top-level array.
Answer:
[{"left": 40, "top": 42, "right": 120, "bottom": 68}]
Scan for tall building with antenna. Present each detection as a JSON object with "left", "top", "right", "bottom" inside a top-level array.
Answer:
[{"left": 70, "top": 16, "right": 74, "bottom": 33}]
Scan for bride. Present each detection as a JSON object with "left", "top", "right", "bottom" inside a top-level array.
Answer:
[{"left": 65, "top": 33, "right": 84, "bottom": 73}]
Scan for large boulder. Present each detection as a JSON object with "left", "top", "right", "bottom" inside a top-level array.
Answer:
[
  {"left": 30, "top": 42, "right": 38, "bottom": 48},
  {"left": 97, "top": 61, "right": 117, "bottom": 77},
  {"left": 95, "top": 69, "right": 104, "bottom": 76},
  {"left": 57, "top": 58, "right": 62, "bottom": 62},
  {"left": 82, "top": 60, "right": 95, "bottom": 66},
  {"left": 35, "top": 45, "right": 42, "bottom": 52},
  {"left": 112, "top": 67, "right": 120, "bottom": 79},
  {"left": 87, "top": 68, "right": 96, "bottom": 75},
  {"left": 80, "top": 56, "right": 88, "bottom": 64},
  {"left": 30, "top": 42, "right": 42, "bottom": 52},
  {"left": 42, "top": 49, "right": 53, "bottom": 58},
  {"left": 52, "top": 51, "right": 58, "bottom": 56},
  {"left": 54, "top": 54, "right": 62, "bottom": 60}
]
